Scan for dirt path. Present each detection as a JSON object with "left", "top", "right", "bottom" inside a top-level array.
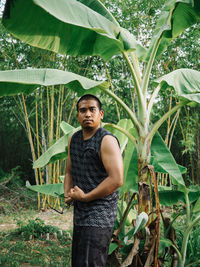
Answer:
[{"left": 0, "top": 209, "right": 73, "bottom": 232}]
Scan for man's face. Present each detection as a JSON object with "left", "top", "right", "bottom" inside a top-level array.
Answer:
[{"left": 77, "top": 99, "right": 104, "bottom": 130}]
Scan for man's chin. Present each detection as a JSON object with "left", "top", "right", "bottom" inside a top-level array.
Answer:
[{"left": 82, "top": 125, "right": 95, "bottom": 131}]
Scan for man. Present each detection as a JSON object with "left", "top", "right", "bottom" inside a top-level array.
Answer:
[{"left": 64, "top": 94, "right": 123, "bottom": 267}]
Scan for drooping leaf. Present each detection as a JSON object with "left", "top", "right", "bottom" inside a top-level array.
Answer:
[
  {"left": 33, "top": 134, "right": 68, "bottom": 168},
  {"left": 146, "top": 0, "right": 200, "bottom": 60},
  {"left": 2, "top": 0, "right": 146, "bottom": 61},
  {"left": 121, "top": 128, "right": 138, "bottom": 193},
  {"left": 155, "top": 69, "right": 200, "bottom": 104},
  {"left": 159, "top": 190, "right": 185, "bottom": 205},
  {"left": 26, "top": 181, "right": 64, "bottom": 197},
  {"left": 0, "top": 68, "right": 109, "bottom": 97},
  {"left": 33, "top": 123, "right": 80, "bottom": 168},
  {"left": 105, "top": 122, "right": 186, "bottom": 193},
  {"left": 60, "top": 121, "right": 75, "bottom": 135},
  {"left": 151, "top": 132, "right": 186, "bottom": 190},
  {"left": 193, "top": 197, "right": 200, "bottom": 213},
  {"left": 133, "top": 212, "right": 148, "bottom": 235},
  {"left": 158, "top": 185, "right": 200, "bottom": 206}
]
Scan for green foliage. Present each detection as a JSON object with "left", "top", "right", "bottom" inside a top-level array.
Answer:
[
  {"left": 2, "top": 0, "right": 146, "bottom": 61},
  {"left": 13, "top": 218, "right": 62, "bottom": 240},
  {"left": 26, "top": 181, "right": 64, "bottom": 197},
  {"left": 1, "top": 0, "right": 200, "bottom": 265},
  {"left": 156, "top": 69, "right": 200, "bottom": 104},
  {"left": 184, "top": 224, "right": 200, "bottom": 266},
  {"left": 0, "top": 218, "right": 72, "bottom": 266},
  {"left": 0, "top": 166, "right": 23, "bottom": 187},
  {"left": 0, "top": 68, "right": 109, "bottom": 97}
]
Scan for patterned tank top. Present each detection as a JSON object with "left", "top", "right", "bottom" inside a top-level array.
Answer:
[{"left": 70, "top": 127, "right": 119, "bottom": 227}]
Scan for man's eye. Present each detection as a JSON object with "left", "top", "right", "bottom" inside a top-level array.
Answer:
[{"left": 90, "top": 108, "right": 96, "bottom": 112}]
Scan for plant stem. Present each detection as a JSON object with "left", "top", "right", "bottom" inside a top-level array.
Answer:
[
  {"left": 103, "top": 123, "right": 136, "bottom": 145},
  {"left": 123, "top": 51, "right": 146, "bottom": 122},
  {"left": 180, "top": 214, "right": 200, "bottom": 267},
  {"left": 103, "top": 88, "right": 142, "bottom": 134},
  {"left": 185, "top": 192, "right": 191, "bottom": 226},
  {"left": 147, "top": 84, "right": 161, "bottom": 116},
  {"left": 142, "top": 37, "right": 161, "bottom": 97},
  {"left": 147, "top": 102, "right": 186, "bottom": 142},
  {"left": 129, "top": 52, "right": 142, "bottom": 86},
  {"left": 185, "top": 260, "right": 200, "bottom": 267}
]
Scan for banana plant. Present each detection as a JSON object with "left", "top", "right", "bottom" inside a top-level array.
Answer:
[
  {"left": 159, "top": 185, "right": 200, "bottom": 267},
  {"left": 2, "top": 0, "right": 200, "bottom": 265}
]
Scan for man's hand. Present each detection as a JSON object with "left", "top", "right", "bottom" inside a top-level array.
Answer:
[
  {"left": 68, "top": 186, "right": 87, "bottom": 202},
  {"left": 64, "top": 195, "right": 73, "bottom": 204}
]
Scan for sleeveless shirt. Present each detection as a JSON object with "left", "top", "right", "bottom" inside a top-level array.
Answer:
[{"left": 70, "top": 127, "right": 119, "bottom": 228}]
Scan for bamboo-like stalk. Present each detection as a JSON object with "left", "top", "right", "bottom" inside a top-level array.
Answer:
[
  {"left": 46, "top": 86, "right": 50, "bottom": 184},
  {"left": 59, "top": 85, "right": 64, "bottom": 138},
  {"left": 165, "top": 94, "right": 172, "bottom": 145},
  {"left": 147, "top": 102, "right": 187, "bottom": 143},
  {"left": 168, "top": 110, "right": 180, "bottom": 149},
  {"left": 48, "top": 85, "right": 55, "bottom": 186},
  {"left": 40, "top": 88, "right": 48, "bottom": 209},
  {"left": 22, "top": 94, "right": 40, "bottom": 209},
  {"left": 67, "top": 96, "right": 76, "bottom": 124},
  {"left": 35, "top": 89, "right": 43, "bottom": 185},
  {"left": 103, "top": 61, "right": 121, "bottom": 121}
]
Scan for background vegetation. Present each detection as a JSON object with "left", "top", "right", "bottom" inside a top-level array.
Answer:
[
  {"left": 0, "top": 0, "right": 199, "bottom": 186},
  {"left": 0, "top": 0, "right": 200, "bottom": 266}
]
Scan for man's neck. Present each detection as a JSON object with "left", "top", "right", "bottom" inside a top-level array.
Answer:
[{"left": 82, "top": 126, "right": 100, "bottom": 140}]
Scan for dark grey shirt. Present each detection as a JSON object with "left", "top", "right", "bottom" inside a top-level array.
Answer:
[{"left": 70, "top": 127, "right": 119, "bottom": 227}]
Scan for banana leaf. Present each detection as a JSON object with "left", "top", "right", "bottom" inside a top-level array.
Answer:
[
  {"left": 2, "top": 0, "right": 146, "bottom": 61},
  {"left": 0, "top": 68, "right": 109, "bottom": 97},
  {"left": 155, "top": 69, "right": 200, "bottom": 104},
  {"left": 158, "top": 185, "right": 200, "bottom": 205},
  {"left": 151, "top": 132, "right": 186, "bottom": 190},
  {"left": 33, "top": 124, "right": 80, "bottom": 168},
  {"left": 146, "top": 0, "right": 200, "bottom": 60},
  {"left": 26, "top": 181, "right": 64, "bottom": 197}
]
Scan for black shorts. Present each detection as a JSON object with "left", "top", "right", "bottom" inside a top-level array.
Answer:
[{"left": 72, "top": 225, "right": 113, "bottom": 267}]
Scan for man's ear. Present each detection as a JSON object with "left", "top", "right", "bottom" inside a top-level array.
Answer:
[{"left": 100, "top": 110, "right": 104, "bottom": 119}]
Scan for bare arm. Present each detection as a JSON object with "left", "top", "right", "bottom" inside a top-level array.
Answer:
[
  {"left": 68, "top": 135, "right": 123, "bottom": 202},
  {"left": 64, "top": 137, "right": 73, "bottom": 204}
]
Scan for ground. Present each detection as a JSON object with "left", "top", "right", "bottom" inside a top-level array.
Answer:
[
  {"left": 0, "top": 208, "right": 73, "bottom": 232},
  {"left": 0, "top": 186, "right": 73, "bottom": 232},
  {"left": 0, "top": 189, "right": 74, "bottom": 266}
]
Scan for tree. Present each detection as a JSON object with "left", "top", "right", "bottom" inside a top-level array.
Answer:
[{"left": 1, "top": 0, "right": 200, "bottom": 266}]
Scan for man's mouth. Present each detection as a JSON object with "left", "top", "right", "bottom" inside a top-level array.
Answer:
[{"left": 83, "top": 119, "right": 93, "bottom": 122}]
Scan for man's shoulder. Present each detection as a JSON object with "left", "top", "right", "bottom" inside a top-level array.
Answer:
[
  {"left": 98, "top": 127, "right": 113, "bottom": 136},
  {"left": 98, "top": 127, "right": 119, "bottom": 146}
]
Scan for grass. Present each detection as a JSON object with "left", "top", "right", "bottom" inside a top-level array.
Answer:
[
  {"left": 0, "top": 218, "right": 72, "bottom": 266},
  {"left": 0, "top": 181, "right": 73, "bottom": 266}
]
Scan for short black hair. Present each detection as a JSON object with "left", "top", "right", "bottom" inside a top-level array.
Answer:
[{"left": 76, "top": 94, "right": 102, "bottom": 111}]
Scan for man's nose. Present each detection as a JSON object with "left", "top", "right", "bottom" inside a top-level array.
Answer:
[{"left": 85, "top": 110, "right": 91, "bottom": 117}]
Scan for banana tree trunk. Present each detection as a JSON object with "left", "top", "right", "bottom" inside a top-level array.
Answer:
[
  {"left": 137, "top": 138, "right": 151, "bottom": 214},
  {"left": 133, "top": 137, "right": 160, "bottom": 266}
]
